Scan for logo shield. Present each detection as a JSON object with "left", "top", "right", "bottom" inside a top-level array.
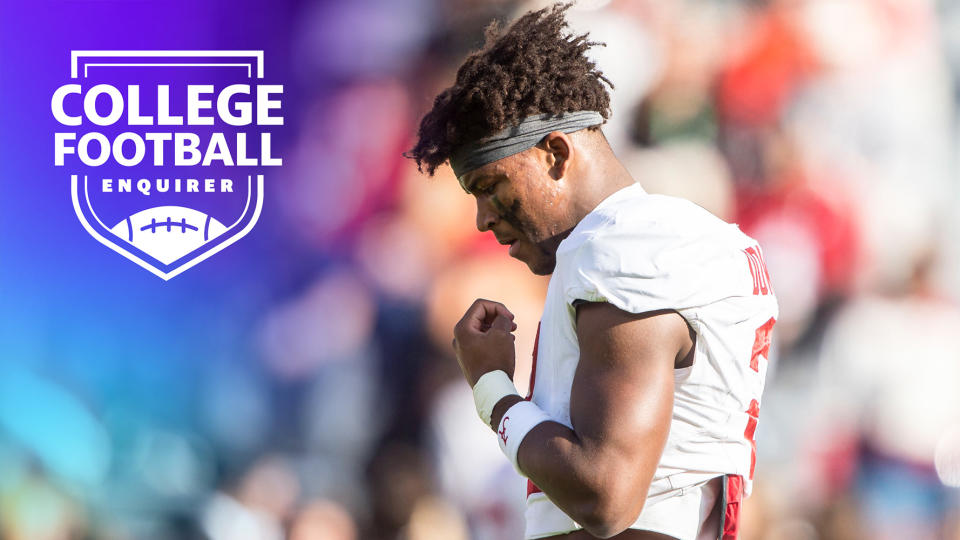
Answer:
[{"left": 55, "top": 50, "right": 280, "bottom": 279}]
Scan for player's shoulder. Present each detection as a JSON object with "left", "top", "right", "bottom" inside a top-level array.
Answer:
[
  {"left": 558, "top": 184, "right": 748, "bottom": 266},
  {"left": 553, "top": 184, "right": 767, "bottom": 309}
]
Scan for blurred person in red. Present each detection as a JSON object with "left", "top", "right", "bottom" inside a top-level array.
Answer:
[{"left": 406, "top": 4, "right": 779, "bottom": 539}]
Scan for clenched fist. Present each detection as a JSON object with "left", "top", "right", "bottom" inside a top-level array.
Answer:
[{"left": 452, "top": 299, "right": 518, "bottom": 387}]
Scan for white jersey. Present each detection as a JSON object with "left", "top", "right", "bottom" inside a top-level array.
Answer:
[{"left": 524, "top": 183, "right": 778, "bottom": 540}]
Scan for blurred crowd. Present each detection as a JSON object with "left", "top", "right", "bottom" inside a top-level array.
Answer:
[{"left": 4, "top": 0, "right": 960, "bottom": 539}]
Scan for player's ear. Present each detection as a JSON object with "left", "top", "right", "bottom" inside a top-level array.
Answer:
[{"left": 542, "top": 131, "right": 573, "bottom": 181}]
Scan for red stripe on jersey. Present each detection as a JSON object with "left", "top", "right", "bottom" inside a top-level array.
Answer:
[
  {"left": 744, "top": 399, "right": 760, "bottom": 479},
  {"left": 526, "top": 323, "right": 543, "bottom": 499},
  {"left": 527, "top": 479, "right": 543, "bottom": 497},
  {"left": 524, "top": 321, "right": 543, "bottom": 497},
  {"left": 722, "top": 475, "right": 744, "bottom": 540},
  {"left": 526, "top": 322, "right": 541, "bottom": 400}
]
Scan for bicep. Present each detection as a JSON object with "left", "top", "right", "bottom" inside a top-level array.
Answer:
[{"left": 570, "top": 303, "right": 689, "bottom": 481}]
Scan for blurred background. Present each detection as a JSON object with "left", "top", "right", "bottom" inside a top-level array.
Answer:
[{"left": 2, "top": 0, "right": 960, "bottom": 538}]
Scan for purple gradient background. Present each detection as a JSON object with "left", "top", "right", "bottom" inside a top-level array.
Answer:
[
  {"left": 0, "top": 1, "right": 311, "bottom": 497},
  {"left": 0, "top": 0, "right": 297, "bottom": 359}
]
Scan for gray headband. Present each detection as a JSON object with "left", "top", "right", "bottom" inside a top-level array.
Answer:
[{"left": 450, "top": 110, "right": 604, "bottom": 185}]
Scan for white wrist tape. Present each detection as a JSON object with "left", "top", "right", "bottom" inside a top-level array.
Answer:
[
  {"left": 496, "top": 400, "right": 551, "bottom": 476},
  {"left": 472, "top": 370, "right": 519, "bottom": 425}
]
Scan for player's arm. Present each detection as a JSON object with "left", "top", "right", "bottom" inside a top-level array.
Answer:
[
  {"left": 500, "top": 302, "right": 684, "bottom": 537},
  {"left": 454, "top": 299, "right": 690, "bottom": 538}
]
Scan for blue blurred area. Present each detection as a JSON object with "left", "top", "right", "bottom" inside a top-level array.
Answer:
[{"left": 0, "top": 363, "right": 110, "bottom": 486}]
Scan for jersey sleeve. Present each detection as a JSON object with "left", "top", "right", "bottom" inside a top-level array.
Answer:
[{"left": 562, "top": 225, "right": 725, "bottom": 315}]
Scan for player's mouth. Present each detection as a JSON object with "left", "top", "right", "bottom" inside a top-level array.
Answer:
[
  {"left": 495, "top": 234, "right": 522, "bottom": 258},
  {"left": 508, "top": 239, "right": 522, "bottom": 257}
]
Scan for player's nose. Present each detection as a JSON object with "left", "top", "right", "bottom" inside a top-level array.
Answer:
[{"left": 476, "top": 197, "right": 498, "bottom": 232}]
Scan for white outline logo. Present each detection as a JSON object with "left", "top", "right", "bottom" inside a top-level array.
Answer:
[{"left": 56, "top": 50, "right": 279, "bottom": 280}]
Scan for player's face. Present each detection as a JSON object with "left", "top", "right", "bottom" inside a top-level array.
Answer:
[{"left": 460, "top": 150, "right": 574, "bottom": 275}]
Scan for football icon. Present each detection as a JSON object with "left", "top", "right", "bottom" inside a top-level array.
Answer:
[{"left": 110, "top": 205, "right": 228, "bottom": 264}]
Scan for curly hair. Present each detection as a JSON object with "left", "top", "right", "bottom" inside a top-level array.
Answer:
[{"left": 407, "top": 2, "right": 613, "bottom": 176}]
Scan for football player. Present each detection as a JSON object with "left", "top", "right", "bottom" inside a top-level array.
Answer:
[{"left": 407, "top": 5, "right": 778, "bottom": 539}]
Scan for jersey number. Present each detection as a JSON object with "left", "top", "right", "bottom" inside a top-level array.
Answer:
[
  {"left": 744, "top": 246, "right": 774, "bottom": 480},
  {"left": 744, "top": 246, "right": 772, "bottom": 296},
  {"left": 744, "top": 320, "right": 773, "bottom": 480}
]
